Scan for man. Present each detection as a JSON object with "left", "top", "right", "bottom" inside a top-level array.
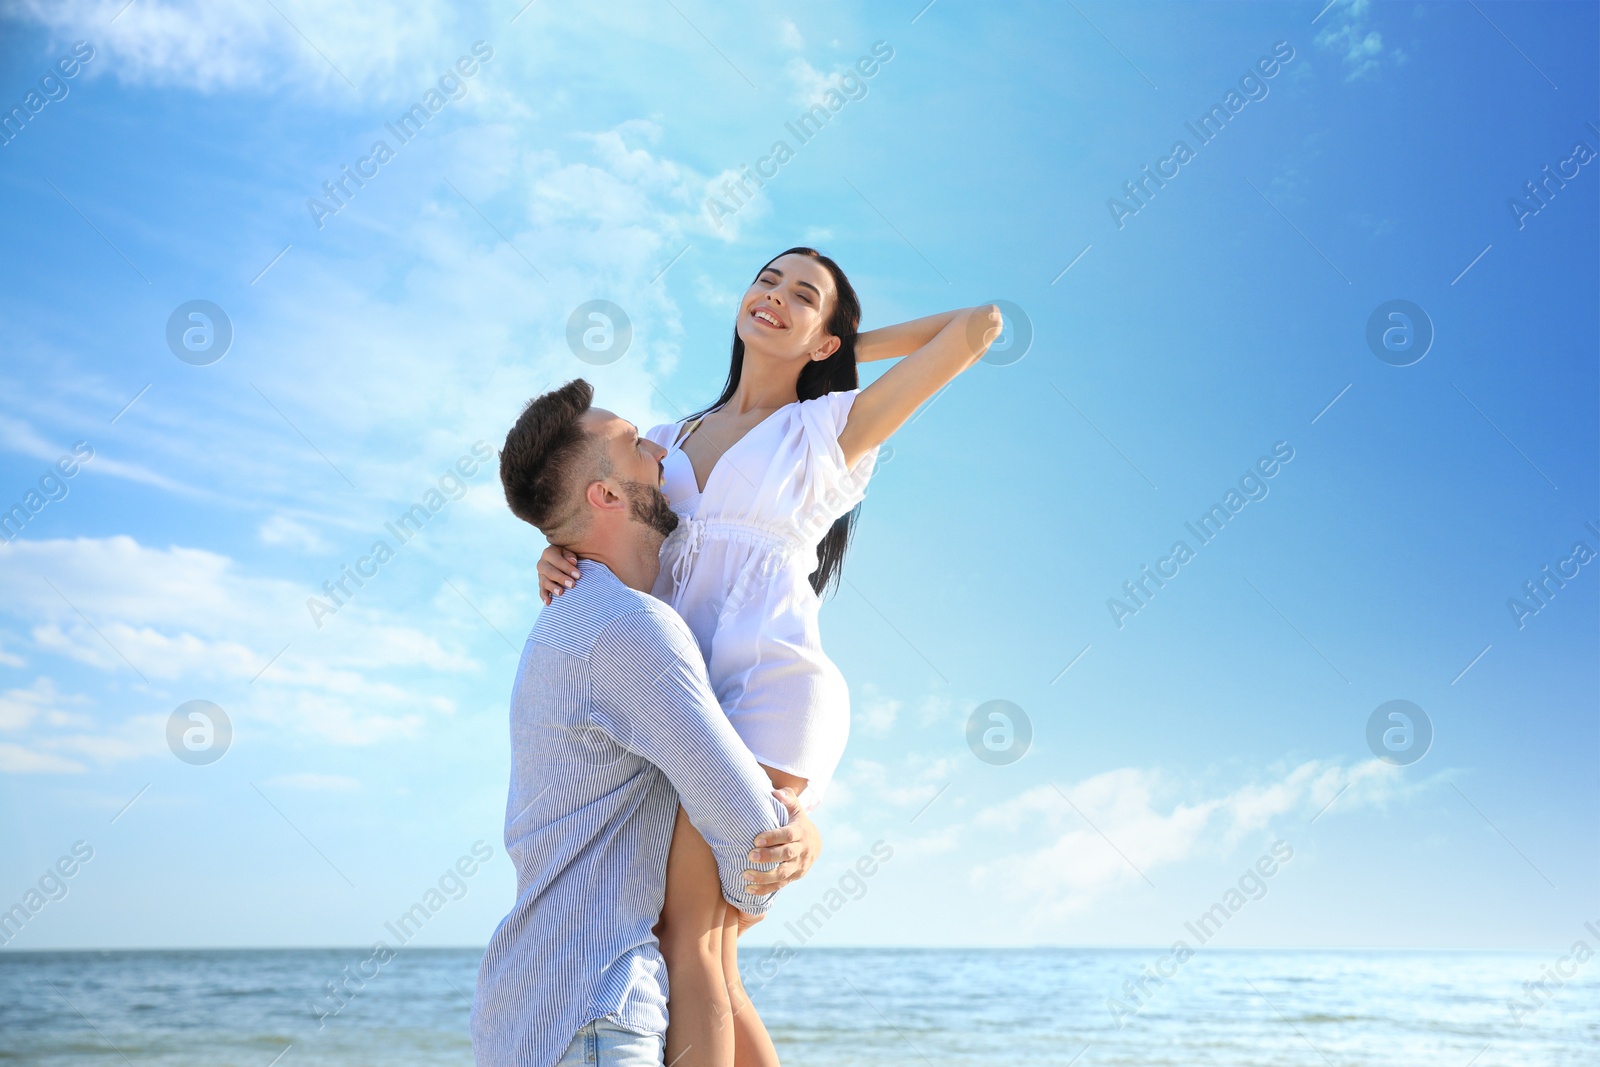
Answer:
[{"left": 472, "top": 379, "right": 820, "bottom": 1067}]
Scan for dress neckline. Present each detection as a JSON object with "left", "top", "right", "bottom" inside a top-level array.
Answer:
[{"left": 675, "top": 400, "right": 795, "bottom": 496}]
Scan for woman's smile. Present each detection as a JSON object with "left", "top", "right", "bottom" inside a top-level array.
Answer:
[{"left": 750, "top": 304, "right": 786, "bottom": 329}]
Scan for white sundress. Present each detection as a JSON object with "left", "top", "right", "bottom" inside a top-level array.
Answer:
[{"left": 643, "top": 388, "right": 879, "bottom": 810}]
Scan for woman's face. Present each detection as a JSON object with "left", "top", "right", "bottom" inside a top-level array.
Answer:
[{"left": 735, "top": 252, "right": 840, "bottom": 364}]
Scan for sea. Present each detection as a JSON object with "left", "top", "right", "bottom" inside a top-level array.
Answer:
[{"left": 1, "top": 948, "right": 1595, "bottom": 1065}]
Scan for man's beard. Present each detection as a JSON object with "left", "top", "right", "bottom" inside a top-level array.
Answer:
[{"left": 622, "top": 479, "right": 679, "bottom": 538}]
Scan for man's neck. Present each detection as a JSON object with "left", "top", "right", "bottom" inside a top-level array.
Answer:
[{"left": 567, "top": 539, "right": 661, "bottom": 593}]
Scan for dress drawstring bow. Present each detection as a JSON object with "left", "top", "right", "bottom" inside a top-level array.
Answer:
[{"left": 668, "top": 517, "right": 706, "bottom": 611}]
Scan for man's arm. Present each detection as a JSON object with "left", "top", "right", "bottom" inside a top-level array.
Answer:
[{"left": 590, "top": 607, "right": 795, "bottom": 915}]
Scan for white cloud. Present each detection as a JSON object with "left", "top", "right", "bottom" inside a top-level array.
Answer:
[
  {"left": 0, "top": 741, "right": 86, "bottom": 773},
  {"left": 693, "top": 271, "right": 739, "bottom": 312},
  {"left": 0, "top": 535, "right": 480, "bottom": 756},
  {"left": 966, "top": 759, "right": 1412, "bottom": 919},
  {"left": 0, "top": 93, "right": 753, "bottom": 771},
  {"left": 783, "top": 57, "right": 833, "bottom": 108},
  {"left": 914, "top": 692, "right": 962, "bottom": 728},
  {"left": 12, "top": 0, "right": 473, "bottom": 100},
  {"left": 0, "top": 414, "right": 81, "bottom": 462},
  {"left": 830, "top": 751, "right": 958, "bottom": 815},
  {"left": 849, "top": 682, "right": 963, "bottom": 740},
  {"left": 45, "top": 712, "right": 168, "bottom": 764},
  {"left": 259, "top": 515, "right": 331, "bottom": 553},
  {"left": 0, "top": 682, "right": 157, "bottom": 769},
  {"left": 853, "top": 682, "right": 901, "bottom": 738},
  {"left": 0, "top": 676, "right": 88, "bottom": 730},
  {"left": 0, "top": 415, "right": 191, "bottom": 496},
  {"left": 0, "top": 9, "right": 843, "bottom": 775},
  {"left": 1315, "top": 0, "right": 1406, "bottom": 82}
]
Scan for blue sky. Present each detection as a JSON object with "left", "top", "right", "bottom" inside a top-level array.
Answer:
[{"left": 0, "top": 0, "right": 1594, "bottom": 955}]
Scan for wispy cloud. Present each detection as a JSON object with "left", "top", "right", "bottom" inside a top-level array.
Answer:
[
  {"left": 0, "top": 740, "right": 86, "bottom": 773},
  {"left": 1314, "top": 0, "right": 1407, "bottom": 83},
  {"left": 965, "top": 759, "right": 1416, "bottom": 918},
  {"left": 259, "top": 514, "right": 332, "bottom": 553},
  {"left": 0, "top": 415, "right": 196, "bottom": 495},
  {"left": 13, "top": 0, "right": 470, "bottom": 99},
  {"left": 0, "top": 535, "right": 481, "bottom": 754},
  {"left": 0, "top": 676, "right": 88, "bottom": 730}
]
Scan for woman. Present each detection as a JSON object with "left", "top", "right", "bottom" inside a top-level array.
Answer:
[{"left": 538, "top": 247, "right": 1001, "bottom": 1066}]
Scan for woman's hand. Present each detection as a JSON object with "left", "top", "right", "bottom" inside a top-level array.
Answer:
[
  {"left": 536, "top": 544, "right": 581, "bottom": 606},
  {"left": 838, "top": 304, "right": 1001, "bottom": 468},
  {"left": 742, "top": 787, "right": 820, "bottom": 895}
]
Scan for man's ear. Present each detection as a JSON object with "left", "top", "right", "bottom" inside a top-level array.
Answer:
[{"left": 584, "top": 478, "right": 624, "bottom": 511}]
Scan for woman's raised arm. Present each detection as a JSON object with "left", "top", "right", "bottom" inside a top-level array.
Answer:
[
  {"left": 838, "top": 304, "right": 1002, "bottom": 469},
  {"left": 855, "top": 309, "right": 971, "bottom": 363}
]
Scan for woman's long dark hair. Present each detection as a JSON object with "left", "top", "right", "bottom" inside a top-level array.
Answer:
[{"left": 688, "top": 247, "right": 863, "bottom": 598}]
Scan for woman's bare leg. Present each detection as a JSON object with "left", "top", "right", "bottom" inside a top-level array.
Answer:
[
  {"left": 722, "top": 902, "right": 781, "bottom": 1067},
  {"left": 659, "top": 805, "right": 734, "bottom": 1067},
  {"left": 723, "top": 764, "right": 808, "bottom": 1067}
]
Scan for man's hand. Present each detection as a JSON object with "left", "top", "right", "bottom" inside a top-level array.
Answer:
[{"left": 742, "top": 787, "right": 820, "bottom": 895}]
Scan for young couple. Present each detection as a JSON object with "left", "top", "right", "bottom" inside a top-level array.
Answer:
[{"left": 472, "top": 247, "right": 1002, "bottom": 1067}]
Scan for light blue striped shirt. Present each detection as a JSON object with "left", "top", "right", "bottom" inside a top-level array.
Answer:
[{"left": 471, "top": 559, "right": 788, "bottom": 1067}]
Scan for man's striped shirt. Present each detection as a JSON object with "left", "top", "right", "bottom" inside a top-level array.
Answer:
[{"left": 471, "top": 559, "right": 787, "bottom": 1067}]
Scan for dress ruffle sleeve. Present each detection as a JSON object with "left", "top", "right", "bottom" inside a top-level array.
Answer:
[{"left": 795, "top": 389, "right": 879, "bottom": 524}]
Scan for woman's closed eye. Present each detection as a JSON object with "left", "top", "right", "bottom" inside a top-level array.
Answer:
[{"left": 760, "top": 271, "right": 812, "bottom": 305}]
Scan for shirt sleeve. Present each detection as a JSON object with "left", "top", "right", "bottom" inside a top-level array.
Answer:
[
  {"left": 796, "top": 388, "right": 879, "bottom": 522},
  {"left": 589, "top": 605, "right": 788, "bottom": 915}
]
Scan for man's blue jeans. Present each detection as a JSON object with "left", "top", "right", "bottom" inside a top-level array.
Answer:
[{"left": 554, "top": 1017, "right": 664, "bottom": 1066}]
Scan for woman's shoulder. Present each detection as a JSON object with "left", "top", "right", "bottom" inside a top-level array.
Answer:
[
  {"left": 790, "top": 388, "right": 862, "bottom": 433},
  {"left": 789, "top": 388, "right": 860, "bottom": 420},
  {"left": 796, "top": 387, "right": 861, "bottom": 407}
]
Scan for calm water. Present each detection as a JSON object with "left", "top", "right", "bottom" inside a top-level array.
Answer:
[{"left": 1, "top": 948, "right": 1595, "bottom": 1065}]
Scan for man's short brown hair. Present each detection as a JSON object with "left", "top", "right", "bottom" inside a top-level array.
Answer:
[{"left": 499, "top": 379, "right": 608, "bottom": 538}]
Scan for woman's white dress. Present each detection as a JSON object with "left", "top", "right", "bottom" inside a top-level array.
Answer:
[{"left": 644, "top": 389, "right": 879, "bottom": 809}]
